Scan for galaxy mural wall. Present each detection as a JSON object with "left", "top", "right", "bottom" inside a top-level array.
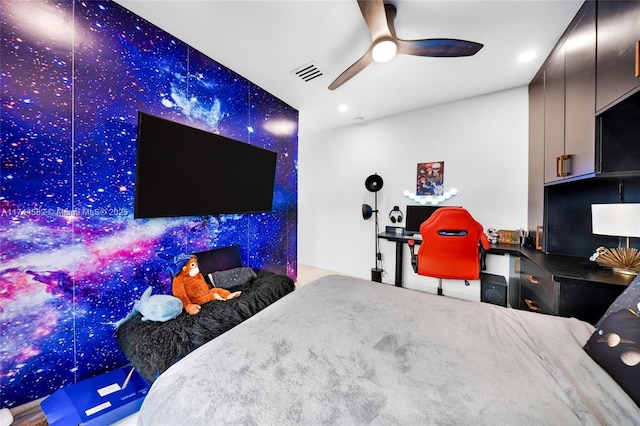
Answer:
[{"left": 0, "top": 0, "right": 298, "bottom": 408}]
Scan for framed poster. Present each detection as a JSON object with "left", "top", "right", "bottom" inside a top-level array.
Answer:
[{"left": 416, "top": 161, "right": 444, "bottom": 195}]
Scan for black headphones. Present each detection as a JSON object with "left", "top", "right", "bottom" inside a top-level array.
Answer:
[{"left": 389, "top": 206, "right": 403, "bottom": 223}]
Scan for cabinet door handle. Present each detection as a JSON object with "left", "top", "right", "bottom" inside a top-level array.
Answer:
[
  {"left": 556, "top": 154, "right": 571, "bottom": 177},
  {"left": 524, "top": 298, "right": 540, "bottom": 311},
  {"left": 525, "top": 274, "right": 539, "bottom": 284},
  {"left": 514, "top": 257, "right": 522, "bottom": 274},
  {"left": 636, "top": 41, "right": 640, "bottom": 78}
]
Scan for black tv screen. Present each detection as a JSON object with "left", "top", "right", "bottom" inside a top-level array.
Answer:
[{"left": 134, "top": 112, "right": 277, "bottom": 218}]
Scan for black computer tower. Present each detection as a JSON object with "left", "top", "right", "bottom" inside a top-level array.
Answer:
[{"left": 480, "top": 273, "right": 508, "bottom": 307}]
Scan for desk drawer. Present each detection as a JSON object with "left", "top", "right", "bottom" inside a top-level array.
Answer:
[
  {"left": 520, "top": 258, "right": 557, "bottom": 312},
  {"left": 519, "top": 283, "right": 554, "bottom": 315}
]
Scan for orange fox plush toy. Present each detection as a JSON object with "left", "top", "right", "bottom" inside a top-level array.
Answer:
[{"left": 172, "top": 256, "right": 241, "bottom": 315}]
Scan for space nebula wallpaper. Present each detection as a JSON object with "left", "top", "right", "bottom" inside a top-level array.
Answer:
[{"left": 0, "top": 0, "right": 298, "bottom": 408}]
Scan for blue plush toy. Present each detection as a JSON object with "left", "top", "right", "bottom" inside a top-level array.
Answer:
[{"left": 115, "top": 286, "right": 183, "bottom": 328}]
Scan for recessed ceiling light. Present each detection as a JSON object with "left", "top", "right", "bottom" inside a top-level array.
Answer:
[
  {"left": 518, "top": 50, "right": 536, "bottom": 63},
  {"left": 338, "top": 104, "right": 349, "bottom": 113}
]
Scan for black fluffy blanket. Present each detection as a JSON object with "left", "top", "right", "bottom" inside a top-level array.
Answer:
[{"left": 115, "top": 270, "right": 295, "bottom": 383}]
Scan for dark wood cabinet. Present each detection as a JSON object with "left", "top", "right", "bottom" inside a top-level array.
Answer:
[
  {"left": 529, "top": 0, "right": 639, "bottom": 257},
  {"left": 596, "top": 0, "right": 640, "bottom": 112},
  {"left": 543, "top": 45, "right": 566, "bottom": 183},
  {"left": 523, "top": 0, "right": 640, "bottom": 324},
  {"left": 558, "top": 280, "right": 626, "bottom": 325},
  {"left": 516, "top": 256, "right": 627, "bottom": 325},
  {"left": 528, "top": 71, "right": 545, "bottom": 237},
  {"left": 542, "top": 1, "right": 597, "bottom": 184},
  {"left": 564, "top": 0, "right": 596, "bottom": 178},
  {"left": 519, "top": 257, "right": 557, "bottom": 314}
]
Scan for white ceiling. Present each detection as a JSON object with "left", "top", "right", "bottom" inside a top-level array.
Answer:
[{"left": 115, "top": 0, "right": 584, "bottom": 134}]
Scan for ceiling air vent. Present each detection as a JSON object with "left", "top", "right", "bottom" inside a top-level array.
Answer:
[{"left": 291, "top": 62, "right": 324, "bottom": 83}]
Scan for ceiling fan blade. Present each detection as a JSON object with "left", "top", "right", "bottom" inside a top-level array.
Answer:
[
  {"left": 383, "top": 2, "right": 398, "bottom": 39},
  {"left": 328, "top": 1, "right": 483, "bottom": 90},
  {"left": 328, "top": 48, "right": 374, "bottom": 90},
  {"left": 357, "top": 0, "right": 391, "bottom": 40},
  {"left": 397, "top": 38, "right": 484, "bottom": 57}
]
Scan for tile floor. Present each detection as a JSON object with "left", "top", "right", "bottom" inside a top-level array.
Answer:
[{"left": 295, "top": 263, "right": 339, "bottom": 287}]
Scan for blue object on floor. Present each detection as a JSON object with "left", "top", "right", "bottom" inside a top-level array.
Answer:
[{"left": 40, "top": 366, "right": 149, "bottom": 426}]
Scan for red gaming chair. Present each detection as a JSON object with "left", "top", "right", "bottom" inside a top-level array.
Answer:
[{"left": 408, "top": 207, "right": 490, "bottom": 296}]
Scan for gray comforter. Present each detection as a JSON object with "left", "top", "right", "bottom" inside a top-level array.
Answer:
[{"left": 137, "top": 274, "right": 640, "bottom": 425}]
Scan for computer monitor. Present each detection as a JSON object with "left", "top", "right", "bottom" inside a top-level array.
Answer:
[{"left": 404, "top": 205, "right": 442, "bottom": 234}]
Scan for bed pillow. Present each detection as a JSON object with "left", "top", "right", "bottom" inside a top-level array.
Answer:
[
  {"left": 597, "top": 274, "right": 640, "bottom": 327},
  {"left": 584, "top": 308, "right": 640, "bottom": 406},
  {"left": 209, "top": 267, "right": 257, "bottom": 288}
]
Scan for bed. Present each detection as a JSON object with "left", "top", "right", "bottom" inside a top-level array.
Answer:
[
  {"left": 137, "top": 274, "right": 640, "bottom": 425},
  {"left": 115, "top": 245, "right": 295, "bottom": 383}
]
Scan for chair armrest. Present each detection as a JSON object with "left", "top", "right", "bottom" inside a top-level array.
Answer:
[
  {"left": 479, "top": 244, "right": 487, "bottom": 271},
  {"left": 408, "top": 239, "right": 418, "bottom": 273}
]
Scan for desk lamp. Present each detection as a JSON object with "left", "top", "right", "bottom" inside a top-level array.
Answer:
[{"left": 591, "top": 203, "right": 640, "bottom": 275}]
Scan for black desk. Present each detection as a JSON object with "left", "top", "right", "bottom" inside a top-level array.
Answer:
[
  {"left": 377, "top": 231, "right": 421, "bottom": 287},
  {"left": 378, "top": 232, "right": 634, "bottom": 289}
]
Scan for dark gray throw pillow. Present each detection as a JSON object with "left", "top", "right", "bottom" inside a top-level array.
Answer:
[{"left": 209, "top": 267, "right": 257, "bottom": 288}]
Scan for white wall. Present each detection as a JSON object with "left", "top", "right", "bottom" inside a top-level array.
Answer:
[{"left": 298, "top": 87, "right": 528, "bottom": 287}]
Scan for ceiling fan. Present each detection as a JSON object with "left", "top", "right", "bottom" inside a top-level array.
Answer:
[{"left": 328, "top": 0, "right": 484, "bottom": 90}]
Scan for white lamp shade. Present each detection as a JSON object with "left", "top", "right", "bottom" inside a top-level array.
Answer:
[{"left": 592, "top": 203, "right": 640, "bottom": 237}]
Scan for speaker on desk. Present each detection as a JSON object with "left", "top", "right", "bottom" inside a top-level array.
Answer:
[{"left": 480, "top": 273, "right": 508, "bottom": 307}]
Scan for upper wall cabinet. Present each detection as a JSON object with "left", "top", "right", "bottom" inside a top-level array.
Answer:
[
  {"left": 564, "top": 1, "right": 597, "bottom": 178},
  {"left": 528, "top": 70, "right": 545, "bottom": 235},
  {"left": 543, "top": 1, "right": 597, "bottom": 184},
  {"left": 596, "top": 0, "right": 640, "bottom": 112},
  {"left": 543, "top": 44, "right": 566, "bottom": 184}
]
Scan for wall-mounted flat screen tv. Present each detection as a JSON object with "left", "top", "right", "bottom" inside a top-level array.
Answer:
[{"left": 134, "top": 112, "right": 277, "bottom": 219}]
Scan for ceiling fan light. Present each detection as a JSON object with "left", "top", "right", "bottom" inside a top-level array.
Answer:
[{"left": 372, "top": 39, "right": 397, "bottom": 63}]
